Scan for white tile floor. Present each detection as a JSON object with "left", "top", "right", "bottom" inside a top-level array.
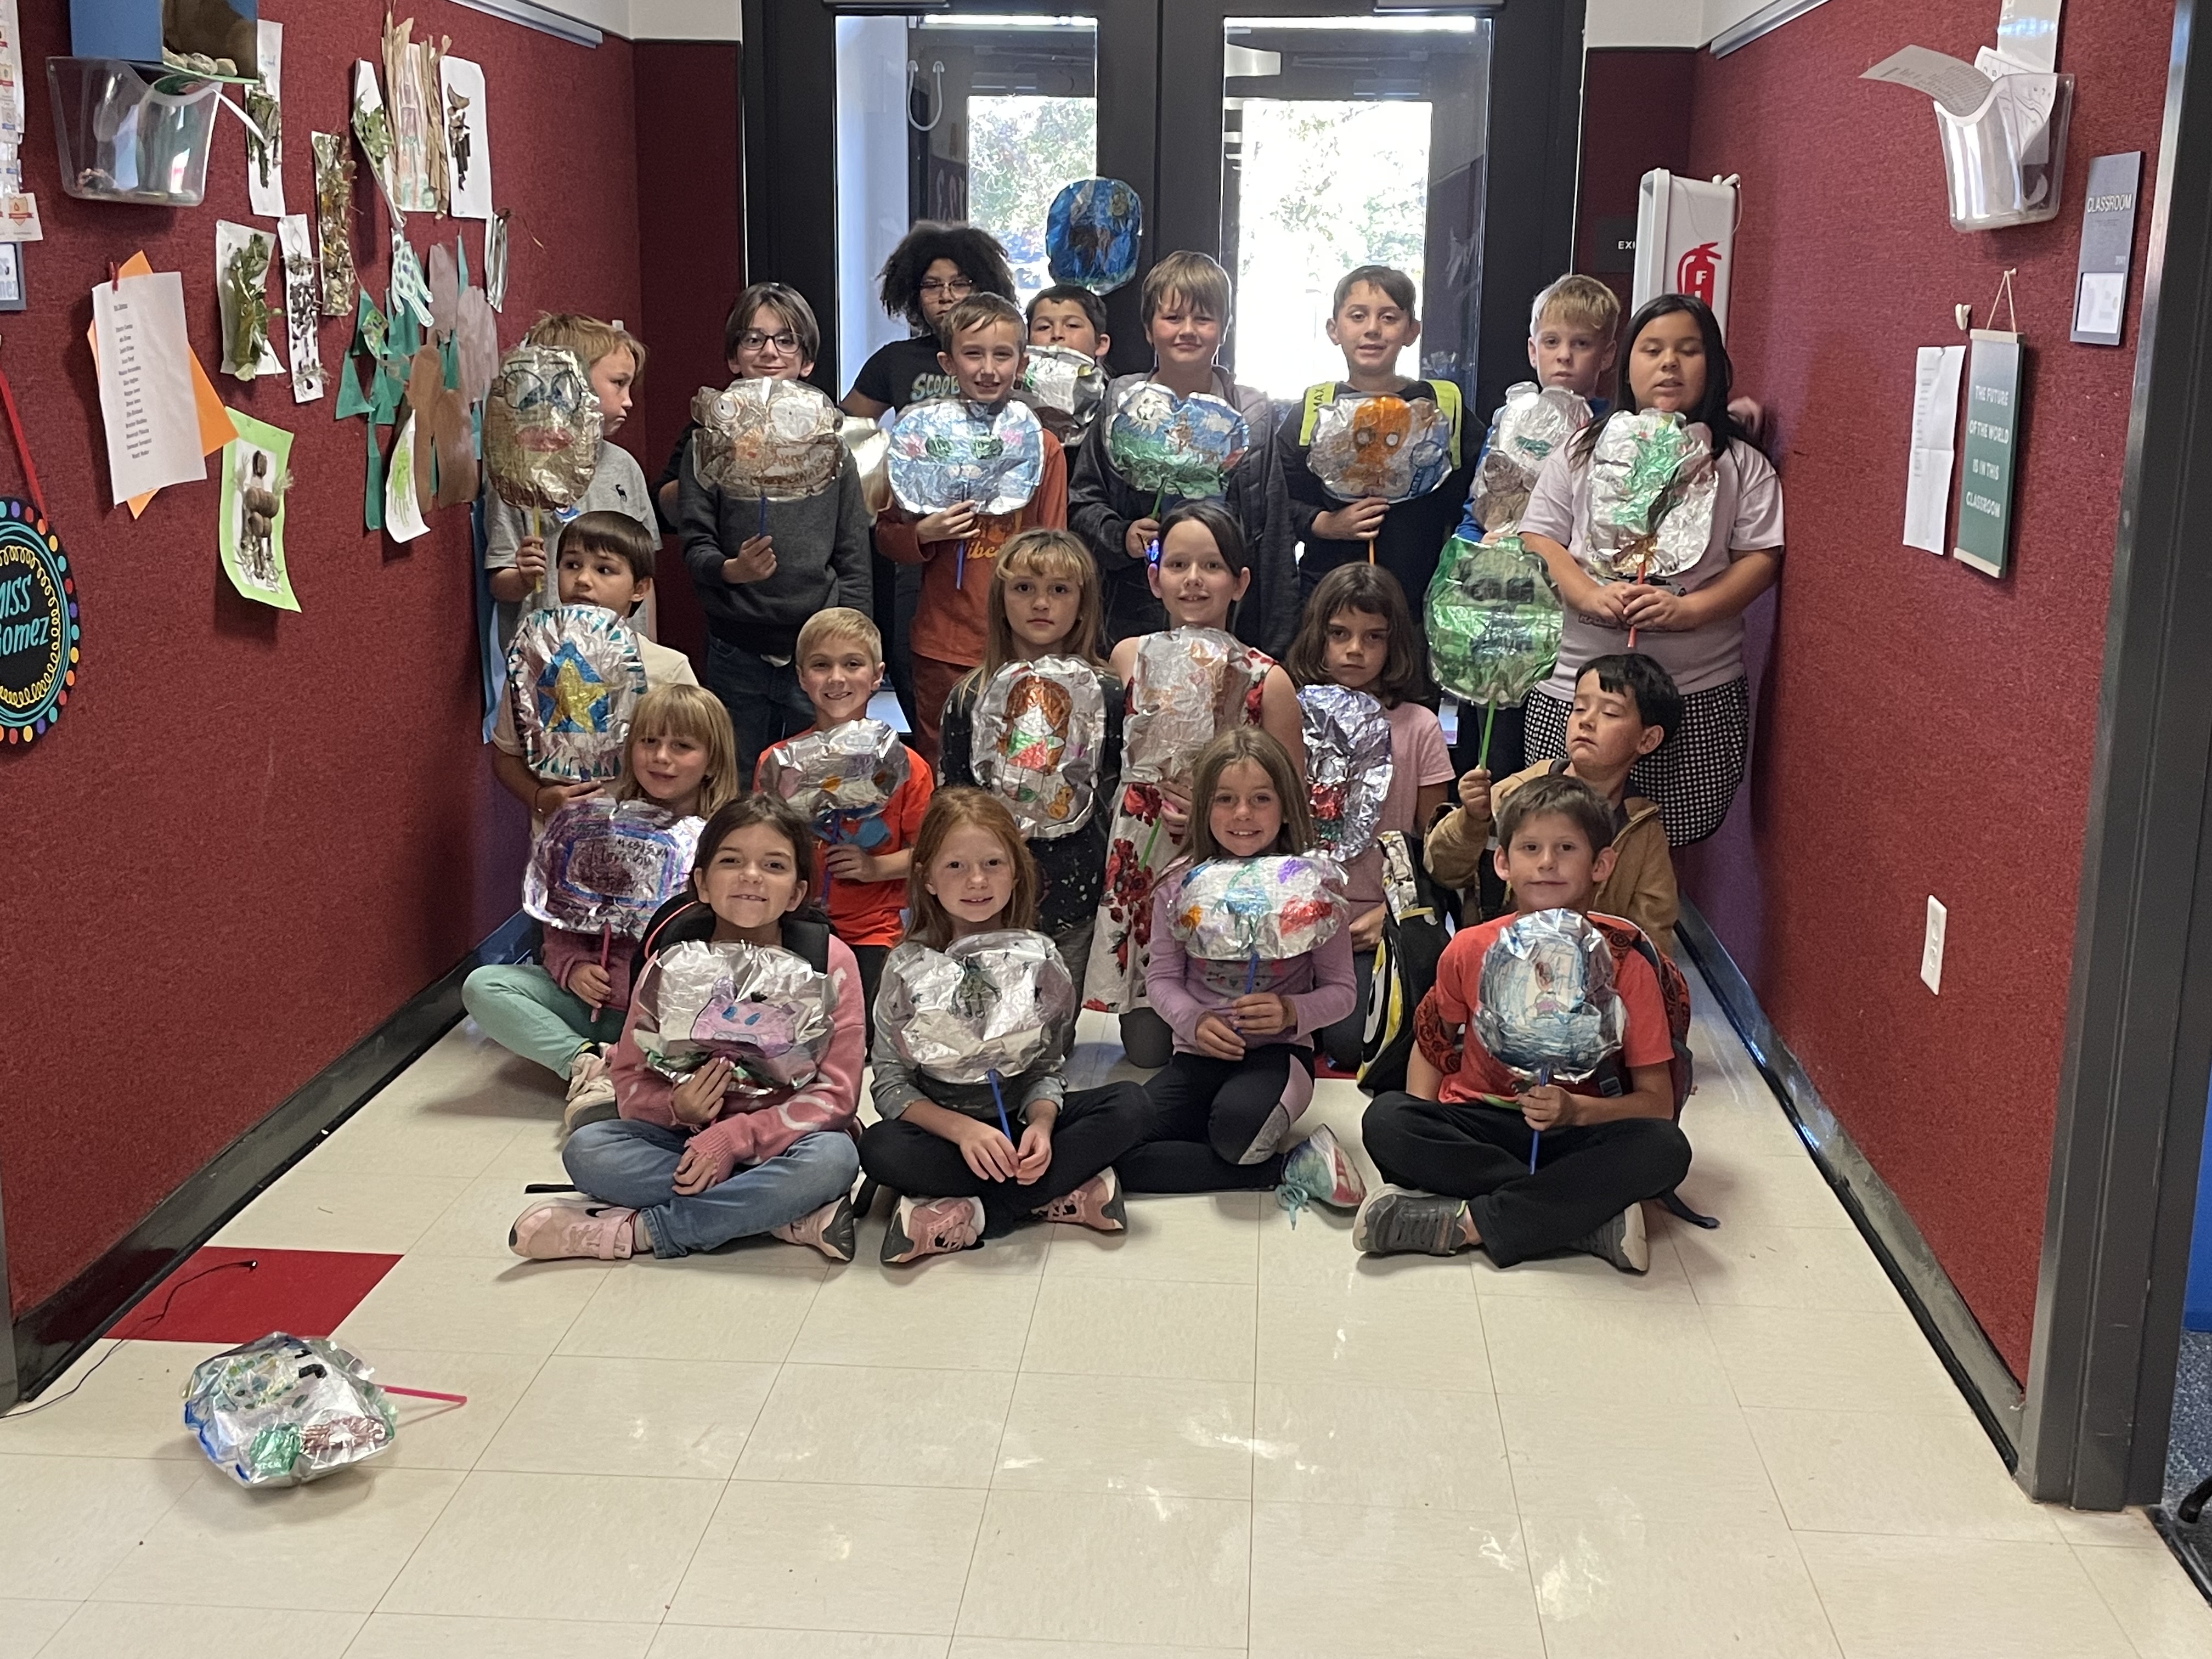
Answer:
[{"left": 6, "top": 966, "right": 2211, "bottom": 1658}]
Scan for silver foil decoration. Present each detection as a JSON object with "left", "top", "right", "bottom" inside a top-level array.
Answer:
[
  {"left": 1122, "top": 628, "right": 1261, "bottom": 783},
  {"left": 972, "top": 656, "right": 1108, "bottom": 839},
  {"left": 691, "top": 378, "right": 845, "bottom": 501},
  {"left": 760, "top": 720, "right": 910, "bottom": 843},
  {"left": 1424, "top": 532, "right": 1562, "bottom": 709},
  {"left": 1472, "top": 908, "right": 1627, "bottom": 1087},
  {"left": 1579, "top": 409, "right": 1719, "bottom": 585},
  {"left": 183, "top": 1334, "right": 398, "bottom": 1488},
  {"left": 1297, "top": 685, "right": 1394, "bottom": 863},
  {"left": 526, "top": 799, "right": 703, "bottom": 938},
  {"left": 839, "top": 413, "right": 893, "bottom": 516},
  {"left": 1017, "top": 345, "right": 1107, "bottom": 436},
  {"left": 505, "top": 605, "right": 647, "bottom": 783},
  {"left": 482, "top": 343, "right": 602, "bottom": 514},
  {"left": 1307, "top": 393, "right": 1455, "bottom": 505},
  {"left": 887, "top": 397, "right": 1046, "bottom": 516},
  {"left": 1471, "top": 381, "right": 1590, "bottom": 534},
  {"left": 879, "top": 930, "right": 1076, "bottom": 1085},
  {"left": 633, "top": 939, "right": 837, "bottom": 1092},
  {"left": 1168, "top": 855, "right": 1346, "bottom": 966}
]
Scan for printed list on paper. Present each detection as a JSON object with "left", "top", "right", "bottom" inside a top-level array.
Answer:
[
  {"left": 92, "top": 271, "right": 206, "bottom": 505},
  {"left": 1904, "top": 344, "right": 1966, "bottom": 556}
]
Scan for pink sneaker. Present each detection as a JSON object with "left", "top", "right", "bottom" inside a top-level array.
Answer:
[
  {"left": 1035, "top": 1169, "right": 1127, "bottom": 1233},
  {"left": 510, "top": 1198, "right": 637, "bottom": 1260},
  {"left": 771, "top": 1192, "right": 857, "bottom": 1262},
  {"left": 880, "top": 1195, "right": 985, "bottom": 1265}
]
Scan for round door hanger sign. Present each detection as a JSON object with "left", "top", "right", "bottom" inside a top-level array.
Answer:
[{"left": 0, "top": 499, "right": 80, "bottom": 745}]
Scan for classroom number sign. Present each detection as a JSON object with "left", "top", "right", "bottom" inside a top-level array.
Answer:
[{"left": 0, "top": 499, "right": 81, "bottom": 745}]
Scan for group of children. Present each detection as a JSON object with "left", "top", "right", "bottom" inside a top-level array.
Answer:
[{"left": 469, "top": 222, "right": 1786, "bottom": 1276}]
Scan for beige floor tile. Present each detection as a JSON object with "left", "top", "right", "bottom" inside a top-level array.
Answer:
[
  {"left": 1482, "top": 1295, "right": 1732, "bottom": 1405},
  {"left": 960, "top": 1489, "right": 1250, "bottom": 1649},
  {"left": 2047, "top": 1503, "right": 2166, "bottom": 1547},
  {"left": 408, "top": 1171, "right": 574, "bottom": 1258},
  {"left": 558, "top": 1251, "right": 823, "bottom": 1363},
  {"left": 994, "top": 1373, "right": 1254, "bottom": 1500},
  {"left": 349, "top": 1613, "right": 661, "bottom": 1658},
  {"left": 1256, "top": 1205, "right": 1475, "bottom": 1294},
  {"left": 91, "top": 1466, "right": 461, "bottom": 1612},
  {"left": 1744, "top": 1407, "right": 2058, "bottom": 1542},
  {"left": 951, "top": 1641, "right": 1238, "bottom": 1659},
  {"left": 1248, "top": 1499, "right": 1543, "bottom": 1658},
  {"left": 1675, "top": 1223, "right": 1905, "bottom": 1312},
  {"left": 735, "top": 1363, "right": 1014, "bottom": 1488},
  {"left": 789, "top": 1267, "right": 1039, "bottom": 1371},
  {"left": 304, "top": 1099, "right": 526, "bottom": 1181},
  {"left": 1667, "top": 1144, "right": 1853, "bottom": 1229},
  {"left": 357, "top": 1348, "right": 545, "bottom": 1470},
  {"left": 334, "top": 1255, "right": 607, "bottom": 1358},
  {"left": 1498, "top": 1393, "right": 1784, "bottom": 1521},
  {"left": 668, "top": 1480, "right": 984, "bottom": 1633},
  {"left": 379, "top": 1468, "right": 720, "bottom": 1623},
  {"left": 657, "top": 1633, "right": 950, "bottom": 1659},
  {"left": 481, "top": 1355, "right": 777, "bottom": 1479},
  {"left": 1023, "top": 1278, "right": 1256, "bottom": 1382},
  {"left": 0, "top": 1454, "right": 201, "bottom": 1598},
  {"left": 1524, "top": 1510, "right": 1839, "bottom": 1659},
  {"left": 35, "top": 1602, "right": 364, "bottom": 1657},
  {"left": 1252, "top": 1381, "right": 1513, "bottom": 1510},
  {"left": 1255, "top": 1278, "right": 1488, "bottom": 1391},
  {"left": 0, "top": 1599, "right": 79, "bottom": 1659},
  {"left": 1468, "top": 1218, "right": 1698, "bottom": 1301},
  {"left": 1045, "top": 1193, "right": 1261, "bottom": 1285},
  {"left": 2074, "top": 1539, "right": 2212, "bottom": 1658},
  {"left": 210, "top": 1170, "right": 476, "bottom": 1254},
  {"left": 1797, "top": 1532, "right": 2133, "bottom": 1659},
  {"left": 0, "top": 1341, "right": 225, "bottom": 1460},
  {"left": 1702, "top": 1303, "right": 1970, "bottom": 1413}
]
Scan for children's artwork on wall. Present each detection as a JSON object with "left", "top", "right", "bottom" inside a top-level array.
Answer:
[
  {"left": 311, "top": 132, "right": 357, "bottom": 316},
  {"left": 244, "top": 19, "right": 285, "bottom": 218},
  {"left": 215, "top": 221, "right": 281, "bottom": 382},
  {"left": 456, "top": 287, "right": 497, "bottom": 405},
  {"left": 440, "top": 56, "right": 492, "bottom": 220},
  {"left": 218, "top": 410, "right": 298, "bottom": 611},
  {"left": 276, "top": 215, "right": 323, "bottom": 404},
  {"left": 389, "top": 230, "right": 433, "bottom": 330},
  {"left": 382, "top": 14, "right": 442, "bottom": 215},
  {"left": 0, "top": 498, "right": 81, "bottom": 748},
  {"left": 385, "top": 413, "right": 429, "bottom": 541},
  {"left": 426, "top": 240, "right": 461, "bottom": 341},
  {"left": 486, "top": 209, "right": 510, "bottom": 312},
  {"left": 350, "top": 61, "right": 397, "bottom": 217}
]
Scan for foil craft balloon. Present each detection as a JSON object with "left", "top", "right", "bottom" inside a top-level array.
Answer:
[
  {"left": 506, "top": 605, "right": 647, "bottom": 782},
  {"left": 1471, "top": 382, "right": 1590, "bottom": 534},
  {"left": 973, "top": 656, "right": 1109, "bottom": 838},
  {"left": 633, "top": 939, "right": 837, "bottom": 1091},
  {"left": 1046, "top": 177, "right": 1143, "bottom": 294},
  {"left": 1103, "top": 382, "right": 1250, "bottom": 505},
  {"left": 1122, "top": 628, "right": 1263, "bottom": 783},
  {"left": 1297, "top": 685, "right": 1395, "bottom": 863},
  {"left": 184, "top": 1335, "right": 398, "bottom": 1488},
  {"left": 692, "top": 378, "right": 845, "bottom": 501},
  {"left": 1170, "top": 856, "right": 1345, "bottom": 995},
  {"left": 880, "top": 930, "right": 1078, "bottom": 1085},
  {"left": 839, "top": 413, "right": 893, "bottom": 516},
  {"left": 887, "top": 398, "right": 1046, "bottom": 517},
  {"left": 481, "top": 343, "right": 602, "bottom": 514},
  {"left": 1424, "top": 532, "right": 1562, "bottom": 765},
  {"left": 526, "top": 799, "right": 704, "bottom": 938},
  {"left": 1579, "top": 409, "right": 1718, "bottom": 585},
  {"left": 760, "top": 719, "right": 910, "bottom": 851},
  {"left": 1308, "top": 394, "right": 1454, "bottom": 506},
  {"left": 1472, "top": 909, "right": 1627, "bottom": 1087},
  {"left": 1017, "top": 345, "right": 1107, "bottom": 437}
]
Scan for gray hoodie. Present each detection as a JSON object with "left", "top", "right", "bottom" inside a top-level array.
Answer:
[{"left": 676, "top": 442, "right": 874, "bottom": 657}]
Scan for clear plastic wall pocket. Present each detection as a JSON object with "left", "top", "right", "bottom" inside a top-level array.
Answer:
[{"left": 1938, "top": 74, "right": 2074, "bottom": 232}]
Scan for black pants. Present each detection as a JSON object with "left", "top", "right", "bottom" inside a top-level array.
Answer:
[
  {"left": 1362, "top": 1092, "right": 1690, "bottom": 1268},
  {"left": 858, "top": 1082, "right": 1151, "bottom": 1230},
  {"left": 1122, "top": 1046, "right": 1314, "bottom": 1193},
  {"left": 851, "top": 943, "right": 889, "bottom": 1049},
  {"left": 1318, "top": 950, "right": 1374, "bottom": 1071}
]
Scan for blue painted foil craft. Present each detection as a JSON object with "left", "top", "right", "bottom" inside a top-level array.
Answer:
[
  {"left": 1472, "top": 909, "right": 1627, "bottom": 1087},
  {"left": 1103, "top": 381, "right": 1250, "bottom": 504},
  {"left": 505, "top": 603, "right": 646, "bottom": 783},
  {"left": 526, "top": 799, "right": 704, "bottom": 938},
  {"left": 887, "top": 398, "right": 1046, "bottom": 516},
  {"left": 1046, "top": 177, "right": 1143, "bottom": 294}
]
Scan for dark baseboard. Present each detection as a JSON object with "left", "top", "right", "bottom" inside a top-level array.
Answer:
[
  {"left": 10, "top": 913, "right": 535, "bottom": 1404},
  {"left": 1675, "top": 900, "right": 2028, "bottom": 1467}
]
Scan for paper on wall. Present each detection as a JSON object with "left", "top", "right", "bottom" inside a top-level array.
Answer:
[
  {"left": 245, "top": 19, "right": 285, "bottom": 218},
  {"left": 385, "top": 413, "right": 430, "bottom": 541},
  {"left": 1996, "top": 0, "right": 2063, "bottom": 75},
  {"left": 277, "top": 214, "right": 324, "bottom": 403},
  {"left": 486, "top": 210, "right": 510, "bottom": 312},
  {"left": 1904, "top": 345, "right": 1965, "bottom": 556},
  {"left": 216, "top": 220, "right": 283, "bottom": 381},
  {"left": 382, "top": 14, "right": 442, "bottom": 215},
  {"left": 87, "top": 251, "right": 236, "bottom": 516},
  {"left": 352, "top": 60, "right": 398, "bottom": 217},
  {"left": 92, "top": 271, "right": 207, "bottom": 505},
  {"left": 1861, "top": 46, "right": 1995, "bottom": 117},
  {"left": 441, "top": 57, "right": 492, "bottom": 220},
  {"left": 219, "top": 408, "right": 299, "bottom": 610}
]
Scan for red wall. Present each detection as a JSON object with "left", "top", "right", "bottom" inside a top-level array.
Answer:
[
  {"left": 1578, "top": 49, "right": 1697, "bottom": 317},
  {"left": 1679, "top": 1, "right": 2171, "bottom": 1372},
  {"left": 0, "top": 4, "right": 641, "bottom": 1316}
]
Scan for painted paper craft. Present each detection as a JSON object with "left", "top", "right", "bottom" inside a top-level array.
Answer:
[
  {"left": 456, "top": 287, "right": 498, "bottom": 407},
  {"left": 350, "top": 61, "right": 396, "bottom": 216},
  {"left": 482, "top": 344, "right": 602, "bottom": 515},
  {"left": 385, "top": 414, "right": 429, "bottom": 542},
  {"left": 506, "top": 605, "right": 648, "bottom": 782},
  {"left": 218, "top": 408, "right": 297, "bottom": 611},
  {"left": 1046, "top": 177, "right": 1142, "bottom": 294},
  {"left": 486, "top": 210, "right": 510, "bottom": 312},
  {"left": 381, "top": 15, "right": 440, "bottom": 215},
  {"left": 1308, "top": 394, "right": 1454, "bottom": 506},
  {"left": 244, "top": 19, "right": 285, "bottom": 218},
  {"left": 440, "top": 55, "right": 492, "bottom": 219},
  {"left": 887, "top": 399, "right": 1045, "bottom": 517},
  {"left": 91, "top": 269, "right": 204, "bottom": 504},
  {"left": 311, "top": 132, "right": 357, "bottom": 317},
  {"left": 1103, "top": 381, "right": 1249, "bottom": 507},
  {"left": 692, "top": 378, "right": 844, "bottom": 500},
  {"left": 390, "top": 230, "right": 433, "bottom": 331},
  {"left": 216, "top": 221, "right": 281, "bottom": 382},
  {"left": 1424, "top": 532, "right": 1560, "bottom": 766},
  {"left": 276, "top": 214, "right": 323, "bottom": 404},
  {"left": 427, "top": 241, "right": 459, "bottom": 340}
]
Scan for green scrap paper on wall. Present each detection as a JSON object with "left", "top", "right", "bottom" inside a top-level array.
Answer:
[{"left": 219, "top": 410, "right": 299, "bottom": 611}]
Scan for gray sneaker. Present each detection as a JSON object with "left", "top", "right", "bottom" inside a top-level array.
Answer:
[
  {"left": 1569, "top": 1203, "right": 1651, "bottom": 1273},
  {"left": 1351, "top": 1184, "right": 1468, "bottom": 1256}
]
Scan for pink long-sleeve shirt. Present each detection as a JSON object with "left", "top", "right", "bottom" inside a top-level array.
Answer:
[
  {"left": 608, "top": 934, "right": 866, "bottom": 1166},
  {"left": 541, "top": 926, "right": 641, "bottom": 1013},
  {"left": 1144, "top": 873, "right": 1358, "bottom": 1058}
]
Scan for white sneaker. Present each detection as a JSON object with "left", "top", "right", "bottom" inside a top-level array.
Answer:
[{"left": 563, "top": 1046, "right": 618, "bottom": 1132}]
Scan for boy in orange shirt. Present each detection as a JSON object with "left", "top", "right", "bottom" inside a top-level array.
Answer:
[{"left": 1356, "top": 774, "right": 1689, "bottom": 1273}]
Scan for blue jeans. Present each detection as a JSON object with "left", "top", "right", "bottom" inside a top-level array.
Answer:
[
  {"left": 462, "top": 963, "right": 622, "bottom": 1077},
  {"left": 562, "top": 1121, "right": 860, "bottom": 1257},
  {"left": 703, "top": 634, "right": 816, "bottom": 785}
]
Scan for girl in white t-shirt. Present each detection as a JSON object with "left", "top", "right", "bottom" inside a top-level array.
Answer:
[{"left": 1517, "top": 294, "right": 1784, "bottom": 845}]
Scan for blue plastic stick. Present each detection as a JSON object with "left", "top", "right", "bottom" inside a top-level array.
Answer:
[
  {"left": 988, "top": 1068, "right": 1014, "bottom": 1144},
  {"left": 1528, "top": 1064, "right": 1550, "bottom": 1172},
  {"left": 756, "top": 495, "right": 768, "bottom": 539},
  {"left": 956, "top": 540, "right": 967, "bottom": 589}
]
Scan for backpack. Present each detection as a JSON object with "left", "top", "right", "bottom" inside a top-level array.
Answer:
[
  {"left": 1356, "top": 830, "right": 1453, "bottom": 1096},
  {"left": 636, "top": 895, "right": 833, "bottom": 975}
]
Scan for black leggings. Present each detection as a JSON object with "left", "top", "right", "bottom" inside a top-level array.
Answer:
[
  {"left": 851, "top": 943, "right": 889, "bottom": 1048},
  {"left": 1121, "top": 1046, "right": 1316, "bottom": 1193},
  {"left": 857, "top": 1082, "right": 1150, "bottom": 1231},
  {"left": 1318, "top": 951, "right": 1375, "bottom": 1071}
]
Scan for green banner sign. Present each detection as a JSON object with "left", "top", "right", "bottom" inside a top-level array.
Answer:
[{"left": 1955, "top": 330, "right": 2024, "bottom": 578}]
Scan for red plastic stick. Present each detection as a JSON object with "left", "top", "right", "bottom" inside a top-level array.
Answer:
[{"left": 383, "top": 1385, "right": 470, "bottom": 1404}]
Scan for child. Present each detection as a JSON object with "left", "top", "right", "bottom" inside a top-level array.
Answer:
[
  {"left": 843, "top": 223, "right": 1019, "bottom": 419},
  {"left": 875, "top": 293, "right": 1069, "bottom": 767},
  {"left": 859, "top": 789, "right": 1151, "bottom": 1263},
  {"left": 1123, "top": 729, "right": 1365, "bottom": 1209},
  {"left": 1357, "top": 773, "right": 1690, "bottom": 1272},
  {"left": 1428, "top": 652, "right": 1680, "bottom": 956},
  {"left": 484, "top": 314, "right": 657, "bottom": 644},
  {"left": 655, "top": 280, "right": 823, "bottom": 529},
  {"left": 1279, "top": 265, "right": 1474, "bottom": 617},
  {"left": 466, "top": 685, "right": 742, "bottom": 1129},
  {"left": 938, "top": 527, "right": 1122, "bottom": 1005},
  {"left": 1068, "top": 251, "right": 1297, "bottom": 656},
  {"left": 1282, "top": 563, "right": 1455, "bottom": 1069},
  {"left": 754, "top": 607, "right": 933, "bottom": 1032},
  {"left": 1088, "top": 501, "right": 1304, "bottom": 1068},
  {"left": 1027, "top": 282, "right": 1112, "bottom": 365},
  {"left": 489, "top": 511, "right": 701, "bottom": 830},
  {"left": 509, "top": 794, "right": 867, "bottom": 1263},
  {"left": 1518, "top": 295, "right": 1782, "bottom": 846},
  {"left": 676, "top": 283, "right": 874, "bottom": 784}
]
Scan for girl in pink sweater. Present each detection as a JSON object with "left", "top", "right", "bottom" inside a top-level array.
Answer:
[{"left": 510, "top": 795, "right": 867, "bottom": 1263}]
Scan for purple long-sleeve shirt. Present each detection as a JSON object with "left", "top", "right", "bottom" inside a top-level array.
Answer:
[{"left": 1144, "top": 873, "right": 1358, "bottom": 1057}]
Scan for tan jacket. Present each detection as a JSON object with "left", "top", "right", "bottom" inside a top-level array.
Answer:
[{"left": 1424, "top": 760, "right": 1679, "bottom": 957}]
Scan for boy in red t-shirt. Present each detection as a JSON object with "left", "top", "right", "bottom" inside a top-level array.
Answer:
[
  {"left": 1355, "top": 773, "right": 1689, "bottom": 1273},
  {"left": 754, "top": 608, "right": 934, "bottom": 1036}
]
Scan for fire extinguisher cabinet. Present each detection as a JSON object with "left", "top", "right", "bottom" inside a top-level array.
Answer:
[{"left": 1631, "top": 171, "right": 1741, "bottom": 338}]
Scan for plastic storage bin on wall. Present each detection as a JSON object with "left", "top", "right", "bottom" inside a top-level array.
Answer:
[
  {"left": 48, "top": 59, "right": 222, "bottom": 207},
  {"left": 1938, "top": 74, "right": 2075, "bottom": 232}
]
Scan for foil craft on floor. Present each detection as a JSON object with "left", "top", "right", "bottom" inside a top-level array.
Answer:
[
  {"left": 1297, "top": 684, "right": 1394, "bottom": 862},
  {"left": 184, "top": 1334, "right": 398, "bottom": 1488},
  {"left": 972, "top": 656, "right": 1108, "bottom": 839},
  {"left": 633, "top": 939, "right": 836, "bottom": 1092},
  {"left": 526, "top": 800, "right": 704, "bottom": 937},
  {"left": 506, "top": 605, "right": 646, "bottom": 782},
  {"left": 879, "top": 930, "right": 1077, "bottom": 1084},
  {"left": 1472, "top": 908, "right": 1627, "bottom": 1086}
]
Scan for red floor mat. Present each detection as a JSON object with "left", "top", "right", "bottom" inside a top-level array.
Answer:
[{"left": 107, "top": 1247, "right": 403, "bottom": 1344}]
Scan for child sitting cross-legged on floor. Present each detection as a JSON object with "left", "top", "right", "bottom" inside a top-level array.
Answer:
[{"left": 1356, "top": 772, "right": 1690, "bottom": 1273}]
